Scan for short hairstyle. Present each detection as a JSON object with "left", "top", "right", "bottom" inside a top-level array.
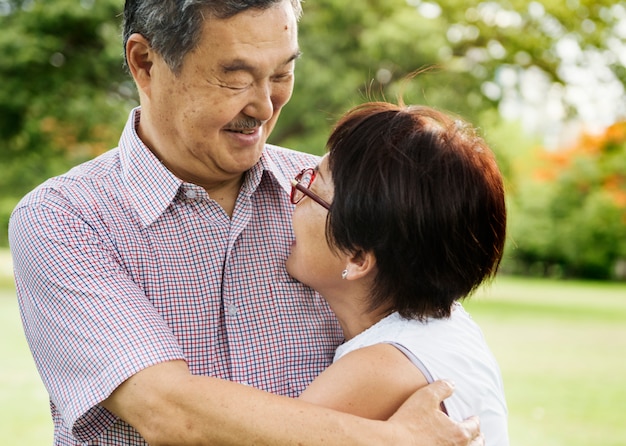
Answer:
[
  {"left": 122, "top": 0, "right": 302, "bottom": 74},
  {"left": 326, "top": 102, "right": 507, "bottom": 320}
]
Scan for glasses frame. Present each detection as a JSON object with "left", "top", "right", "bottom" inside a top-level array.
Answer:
[{"left": 290, "top": 168, "right": 331, "bottom": 210}]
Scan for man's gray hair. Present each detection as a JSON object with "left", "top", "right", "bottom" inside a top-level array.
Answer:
[{"left": 123, "top": 0, "right": 302, "bottom": 74}]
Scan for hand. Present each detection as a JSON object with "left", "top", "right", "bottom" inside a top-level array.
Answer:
[{"left": 387, "top": 380, "right": 484, "bottom": 446}]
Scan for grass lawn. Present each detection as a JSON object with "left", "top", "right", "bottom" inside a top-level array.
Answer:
[
  {"left": 466, "top": 276, "right": 626, "bottom": 446},
  {"left": 0, "top": 251, "right": 52, "bottom": 445},
  {"left": 1, "top": 246, "right": 625, "bottom": 444}
]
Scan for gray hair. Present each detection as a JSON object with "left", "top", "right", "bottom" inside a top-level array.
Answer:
[{"left": 123, "top": 0, "right": 302, "bottom": 74}]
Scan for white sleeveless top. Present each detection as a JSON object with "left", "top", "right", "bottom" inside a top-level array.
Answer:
[{"left": 334, "top": 303, "right": 509, "bottom": 446}]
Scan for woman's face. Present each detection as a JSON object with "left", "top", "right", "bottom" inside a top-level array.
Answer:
[{"left": 286, "top": 155, "right": 346, "bottom": 294}]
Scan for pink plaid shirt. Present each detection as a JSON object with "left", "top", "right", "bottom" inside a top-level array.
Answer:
[{"left": 10, "top": 108, "right": 343, "bottom": 445}]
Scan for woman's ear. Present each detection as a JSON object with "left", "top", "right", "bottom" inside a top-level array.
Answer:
[
  {"left": 126, "top": 33, "right": 154, "bottom": 98},
  {"left": 344, "top": 250, "right": 377, "bottom": 280}
]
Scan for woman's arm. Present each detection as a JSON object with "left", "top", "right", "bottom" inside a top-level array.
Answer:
[{"left": 299, "top": 343, "right": 429, "bottom": 420}]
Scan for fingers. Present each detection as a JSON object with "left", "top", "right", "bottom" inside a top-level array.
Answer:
[
  {"left": 424, "top": 379, "right": 455, "bottom": 405},
  {"left": 388, "top": 379, "right": 453, "bottom": 420},
  {"left": 459, "top": 415, "right": 480, "bottom": 435},
  {"left": 387, "top": 379, "right": 484, "bottom": 446},
  {"left": 389, "top": 381, "right": 485, "bottom": 446},
  {"left": 459, "top": 416, "right": 483, "bottom": 446},
  {"left": 470, "top": 433, "right": 485, "bottom": 446}
]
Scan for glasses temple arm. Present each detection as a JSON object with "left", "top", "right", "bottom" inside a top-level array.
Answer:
[{"left": 290, "top": 179, "right": 331, "bottom": 210}]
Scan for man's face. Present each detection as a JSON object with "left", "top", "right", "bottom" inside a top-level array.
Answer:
[{"left": 142, "top": 1, "right": 299, "bottom": 187}]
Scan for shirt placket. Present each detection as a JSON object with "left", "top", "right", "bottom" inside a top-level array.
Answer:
[{"left": 221, "top": 191, "right": 254, "bottom": 386}]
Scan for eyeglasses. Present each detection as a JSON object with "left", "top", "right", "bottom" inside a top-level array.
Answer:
[{"left": 290, "top": 168, "right": 331, "bottom": 210}]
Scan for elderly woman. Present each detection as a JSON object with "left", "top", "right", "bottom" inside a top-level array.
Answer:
[{"left": 288, "top": 101, "right": 509, "bottom": 446}]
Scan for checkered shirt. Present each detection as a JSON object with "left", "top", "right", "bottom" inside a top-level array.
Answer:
[{"left": 9, "top": 108, "right": 343, "bottom": 445}]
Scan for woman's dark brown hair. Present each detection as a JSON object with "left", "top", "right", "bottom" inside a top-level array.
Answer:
[{"left": 326, "top": 102, "right": 507, "bottom": 320}]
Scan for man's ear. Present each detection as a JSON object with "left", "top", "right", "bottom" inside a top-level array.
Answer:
[
  {"left": 126, "top": 33, "right": 154, "bottom": 97},
  {"left": 344, "top": 249, "right": 376, "bottom": 281}
]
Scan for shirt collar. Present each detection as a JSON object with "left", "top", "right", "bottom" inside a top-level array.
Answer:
[
  {"left": 119, "top": 108, "right": 291, "bottom": 226},
  {"left": 250, "top": 146, "right": 294, "bottom": 198},
  {"left": 120, "top": 107, "right": 182, "bottom": 227}
]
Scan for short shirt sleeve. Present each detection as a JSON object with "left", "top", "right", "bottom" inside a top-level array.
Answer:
[{"left": 10, "top": 190, "right": 186, "bottom": 442}]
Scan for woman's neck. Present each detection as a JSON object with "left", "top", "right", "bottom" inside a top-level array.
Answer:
[{"left": 325, "top": 294, "right": 392, "bottom": 341}]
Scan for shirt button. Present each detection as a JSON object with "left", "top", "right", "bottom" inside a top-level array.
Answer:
[
  {"left": 227, "top": 304, "right": 238, "bottom": 316},
  {"left": 185, "top": 190, "right": 197, "bottom": 199}
]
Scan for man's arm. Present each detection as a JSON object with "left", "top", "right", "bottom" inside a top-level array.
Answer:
[{"left": 102, "top": 359, "right": 482, "bottom": 446}]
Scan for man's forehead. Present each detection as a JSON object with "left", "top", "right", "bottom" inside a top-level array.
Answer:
[{"left": 192, "top": 3, "right": 299, "bottom": 70}]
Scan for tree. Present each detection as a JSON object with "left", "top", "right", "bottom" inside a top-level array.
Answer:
[
  {"left": 0, "top": 0, "right": 131, "bottom": 192},
  {"left": 274, "top": 0, "right": 625, "bottom": 154},
  {"left": 0, "top": 0, "right": 132, "bottom": 244},
  {"left": 506, "top": 122, "right": 626, "bottom": 279},
  {"left": 274, "top": 0, "right": 489, "bottom": 154}
]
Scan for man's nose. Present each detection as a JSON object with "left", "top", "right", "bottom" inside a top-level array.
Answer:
[{"left": 244, "top": 82, "right": 274, "bottom": 123}]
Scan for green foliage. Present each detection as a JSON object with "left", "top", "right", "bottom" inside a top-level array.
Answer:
[
  {"left": 0, "top": 0, "right": 131, "bottom": 152},
  {"left": 274, "top": 0, "right": 625, "bottom": 153},
  {"left": 506, "top": 125, "right": 626, "bottom": 279},
  {"left": 0, "top": 0, "right": 133, "bottom": 244},
  {"left": 274, "top": 0, "right": 492, "bottom": 154}
]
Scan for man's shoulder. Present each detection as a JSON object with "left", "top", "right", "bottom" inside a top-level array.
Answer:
[
  {"left": 261, "top": 145, "right": 320, "bottom": 191},
  {"left": 14, "top": 149, "right": 122, "bottom": 211}
]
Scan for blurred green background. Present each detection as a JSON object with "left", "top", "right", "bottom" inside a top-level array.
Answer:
[{"left": 1, "top": 0, "right": 625, "bottom": 444}]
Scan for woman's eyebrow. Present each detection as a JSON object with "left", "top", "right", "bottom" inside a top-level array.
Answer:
[{"left": 314, "top": 164, "right": 325, "bottom": 180}]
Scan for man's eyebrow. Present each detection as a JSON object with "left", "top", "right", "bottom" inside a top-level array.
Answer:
[{"left": 220, "top": 50, "right": 302, "bottom": 73}]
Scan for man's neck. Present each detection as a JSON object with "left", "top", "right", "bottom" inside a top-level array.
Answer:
[{"left": 202, "top": 175, "right": 245, "bottom": 218}]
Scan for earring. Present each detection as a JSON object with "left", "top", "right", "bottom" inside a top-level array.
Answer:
[{"left": 341, "top": 269, "right": 348, "bottom": 280}]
